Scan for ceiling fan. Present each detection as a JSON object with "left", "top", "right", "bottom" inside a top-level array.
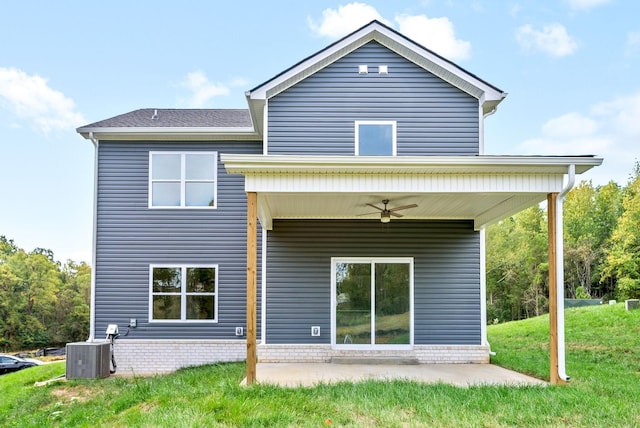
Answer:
[{"left": 360, "top": 199, "right": 418, "bottom": 223}]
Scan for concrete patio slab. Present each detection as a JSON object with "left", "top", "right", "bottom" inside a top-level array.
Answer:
[{"left": 252, "top": 363, "right": 546, "bottom": 388}]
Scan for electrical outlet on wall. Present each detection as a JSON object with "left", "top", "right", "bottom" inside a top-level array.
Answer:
[
  {"left": 235, "top": 327, "right": 244, "bottom": 336},
  {"left": 311, "top": 326, "right": 321, "bottom": 337}
]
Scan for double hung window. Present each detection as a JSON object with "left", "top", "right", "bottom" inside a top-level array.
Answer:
[
  {"left": 149, "top": 152, "right": 217, "bottom": 208},
  {"left": 150, "top": 265, "right": 218, "bottom": 322}
]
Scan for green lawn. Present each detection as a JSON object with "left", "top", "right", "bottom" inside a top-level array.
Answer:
[{"left": 1, "top": 303, "right": 638, "bottom": 427}]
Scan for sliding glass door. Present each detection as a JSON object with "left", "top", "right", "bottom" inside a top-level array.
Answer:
[{"left": 333, "top": 258, "right": 412, "bottom": 348}]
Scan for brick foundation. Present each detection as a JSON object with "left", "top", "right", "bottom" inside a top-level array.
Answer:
[
  {"left": 107, "top": 339, "right": 246, "bottom": 375},
  {"left": 104, "top": 341, "right": 489, "bottom": 374},
  {"left": 258, "top": 344, "right": 490, "bottom": 364}
]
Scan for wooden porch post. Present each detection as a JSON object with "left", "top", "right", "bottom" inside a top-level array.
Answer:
[
  {"left": 547, "top": 192, "right": 565, "bottom": 385},
  {"left": 246, "top": 191, "right": 257, "bottom": 385}
]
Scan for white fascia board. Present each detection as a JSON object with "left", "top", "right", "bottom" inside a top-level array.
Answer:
[
  {"left": 77, "top": 127, "right": 259, "bottom": 141},
  {"left": 221, "top": 154, "right": 603, "bottom": 175},
  {"left": 248, "top": 21, "right": 505, "bottom": 106}
]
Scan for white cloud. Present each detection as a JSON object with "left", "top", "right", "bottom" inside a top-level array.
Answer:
[
  {"left": 395, "top": 14, "right": 471, "bottom": 60},
  {"left": 566, "top": 0, "right": 612, "bottom": 11},
  {"left": 517, "top": 92, "right": 640, "bottom": 185},
  {"left": 626, "top": 31, "right": 640, "bottom": 56},
  {"left": 592, "top": 92, "right": 640, "bottom": 137},
  {"left": 0, "top": 67, "right": 85, "bottom": 132},
  {"left": 516, "top": 23, "right": 577, "bottom": 57},
  {"left": 307, "top": 3, "right": 471, "bottom": 60},
  {"left": 179, "top": 70, "right": 230, "bottom": 108},
  {"left": 308, "top": 2, "right": 389, "bottom": 38},
  {"left": 520, "top": 112, "right": 610, "bottom": 155},
  {"left": 541, "top": 112, "right": 599, "bottom": 138}
]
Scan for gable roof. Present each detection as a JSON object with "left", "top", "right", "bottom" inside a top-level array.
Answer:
[{"left": 247, "top": 20, "right": 506, "bottom": 115}]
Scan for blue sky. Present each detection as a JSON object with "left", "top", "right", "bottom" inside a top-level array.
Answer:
[{"left": 1, "top": 0, "right": 638, "bottom": 263}]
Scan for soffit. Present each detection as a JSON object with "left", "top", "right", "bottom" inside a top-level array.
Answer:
[{"left": 221, "top": 154, "right": 602, "bottom": 231}]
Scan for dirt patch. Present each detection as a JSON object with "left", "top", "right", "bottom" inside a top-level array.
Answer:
[
  {"left": 51, "top": 386, "right": 96, "bottom": 404},
  {"left": 138, "top": 401, "right": 157, "bottom": 413}
]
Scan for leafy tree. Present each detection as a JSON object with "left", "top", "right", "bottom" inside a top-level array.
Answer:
[
  {"left": 0, "top": 237, "right": 91, "bottom": 351},
  {"left": 0, "top": 236, "right": 18, "bottom": 262},
  {"left": 487, "top": 206, "right": 548, "bottom": 322},
  {"left": 564, "top": 181, "right": 622, "bottom": 298},
  {"left": 602, "top": 165, "right": 640, "bottom": 299},
  {"left": 54, "top": 261, "right": 91, "bottom": 343}
]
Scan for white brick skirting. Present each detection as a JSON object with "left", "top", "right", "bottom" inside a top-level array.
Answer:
[
  {"left": 414, "top": 345, "right": 490, "bottom": 364},
  {"left": 258, "top": 344, "right": 489, "bottom": 364},
  {"left": 104, "top": 341, "right": 489, "bottom": 374},
  {"left": 108, "top": 339, "right": 246, "bottom": 375},
  {"left": 258, "top": 344, "right": 332, "bottom": 362}
]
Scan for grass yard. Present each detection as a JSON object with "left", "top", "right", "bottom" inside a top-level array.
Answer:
[{"left": 1, "top": 303, "right": 638, "bottom": 427}]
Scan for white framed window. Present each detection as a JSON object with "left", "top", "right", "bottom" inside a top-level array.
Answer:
[
  {"left": 149, "top": 152, "right": 218, "bottom": 208},
  {"left": 355, "top": 121, "right": 397, "bottom": 156},
  {"left": 149, "top": 265, "right": 218, "bottom": 322}
]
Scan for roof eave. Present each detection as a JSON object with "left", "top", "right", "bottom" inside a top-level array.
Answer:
[
  {"left": 77, "top": 126, "right": 260, "bottom": 141},
  {"left": 221, "top": 154, "right": 603, "bottom": 175}
]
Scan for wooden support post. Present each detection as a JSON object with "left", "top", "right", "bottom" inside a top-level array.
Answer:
[
  {"left": 547, "top": 192, "right": 562, "bottom": 385},
  {"left": 246, "top": 191, "right": 257, "bottom": 385}
]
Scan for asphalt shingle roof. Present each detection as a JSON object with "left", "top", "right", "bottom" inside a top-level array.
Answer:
[{"left": 80, "top": 108, "right": 252, "bottom": 129}]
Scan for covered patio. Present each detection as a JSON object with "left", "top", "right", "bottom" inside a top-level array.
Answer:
[
  {"left": 248, "top": 362, "right": 546, "bottom": 387},
  {"left": 222, "top": 154, "right": 602, "bottom": 386}
]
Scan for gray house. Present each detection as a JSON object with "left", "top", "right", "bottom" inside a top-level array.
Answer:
[{"left": 77, "top": 21, "right": 601, "bottom": 380}]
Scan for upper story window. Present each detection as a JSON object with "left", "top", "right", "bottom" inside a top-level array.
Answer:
[
  {"left": 150, "top": 265, "right": 218, "bottom": 322},
  {"left": 149, "top": 152, "right": 217, "bottom": 208},
  {"left": 355, "top": 121, "right": 397, "bottom": 156}
]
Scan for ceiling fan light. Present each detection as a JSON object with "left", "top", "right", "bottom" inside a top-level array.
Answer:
[{"left": 380, "top": 212, "right": 391, "bottom": 223}]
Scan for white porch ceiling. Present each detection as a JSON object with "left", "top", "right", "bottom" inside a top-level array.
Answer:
[
  {"left": 222, "top": 155, "right": 603, "bottom": 231},
  {"left": 258, "top": 192, "right": 544, "bottom": 230}
]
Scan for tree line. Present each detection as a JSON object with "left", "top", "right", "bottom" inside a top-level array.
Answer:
[
  {"left": 0, "top": 236, "right": 90, "bottom": 351},
  {"left": 487, "top": 164, "right": 640, "bottom": 323}
]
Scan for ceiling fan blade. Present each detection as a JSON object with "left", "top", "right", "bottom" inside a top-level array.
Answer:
[
  {"left": 390, "top": 211, "right": 403, "bottom": 217},
  {"left": 357, "top": 211, "right": 382, "bottom": 216},
  {"left": 365, "top": 203, "right": 384, "bottom": 212},
  {"left": 389, "top": 204, "right": 418, "bottom": 212}
]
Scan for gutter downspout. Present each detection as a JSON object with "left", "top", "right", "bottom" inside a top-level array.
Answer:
[
  {"left": 87, "top": 132, "right": 99, "bottom": 342},
  {"left": 479, "top": 228, "right": 495, "bottom": 355},
  {"left": 555, "top": 164, "right": 575, "bottom": 381},
  {"left": 480, "top": 104, "right": 498, "bottom": 356}
]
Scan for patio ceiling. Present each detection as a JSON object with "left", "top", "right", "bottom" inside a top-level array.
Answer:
[{"left": 222, "top": 155, "right": 602, "bottom": 230}]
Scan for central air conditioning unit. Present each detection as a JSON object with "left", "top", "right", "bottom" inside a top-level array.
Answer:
[{"left": 66, "top": 342, "right": 111, "bottom": 379}]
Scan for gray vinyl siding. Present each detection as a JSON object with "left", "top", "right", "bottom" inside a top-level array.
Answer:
[
  {"left": 268, "top": 41, "right": 479, "bottom": 156},
  {"left": 95, "top": 141, "right": 262, "bottom": 340},
  {"left": 266, "top": 220, "right": 480, "bottom": 345}
]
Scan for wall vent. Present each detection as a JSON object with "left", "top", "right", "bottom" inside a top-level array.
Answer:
[{"left": 66, "top": 342, "right": 111, "bottom": 379}]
